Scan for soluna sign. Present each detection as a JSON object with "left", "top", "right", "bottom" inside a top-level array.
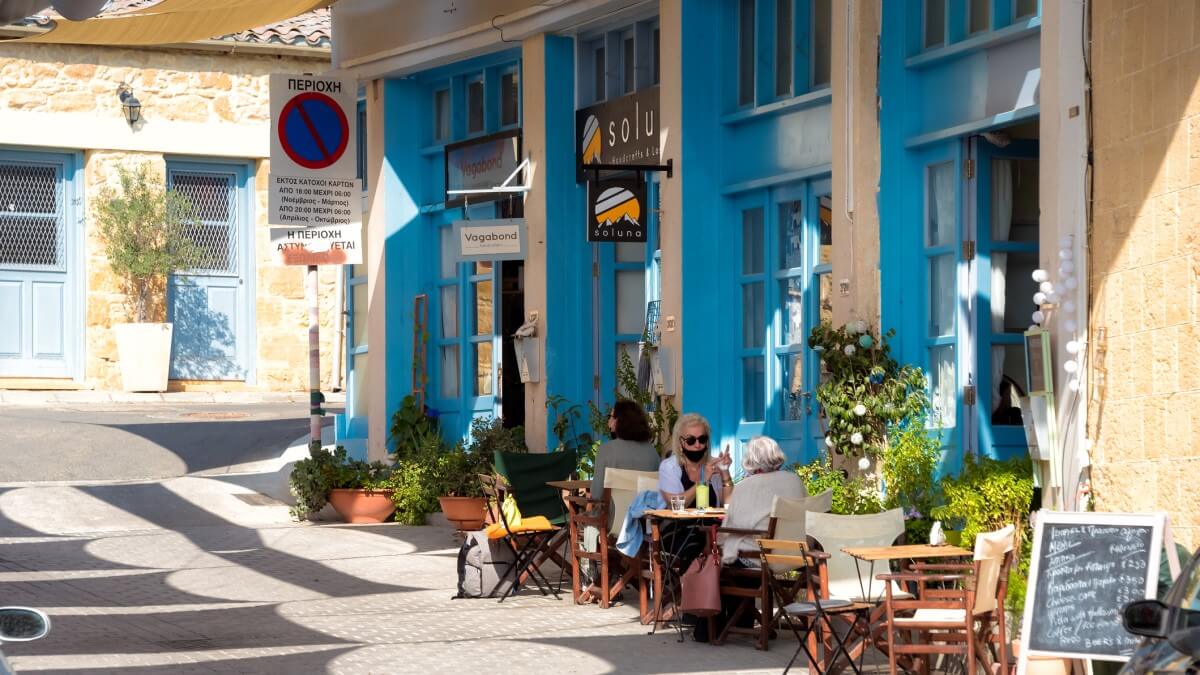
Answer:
[{"left": 575, "top": 85, "right": 659, "bottom": 181}]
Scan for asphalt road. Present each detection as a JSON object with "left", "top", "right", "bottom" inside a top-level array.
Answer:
[{"left": 0, "top": 403, "right": 340, "bottom": 483}]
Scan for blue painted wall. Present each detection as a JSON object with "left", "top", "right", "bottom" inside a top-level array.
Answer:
[
  {"left": 678, "top": 0, "right": 834, "bottom": 468},
  {"left": 539, "top": 35, "right": 592, "bottom": 448},
  {"left": 878, "top": 0, "right": 1041, "bottom": 475}
]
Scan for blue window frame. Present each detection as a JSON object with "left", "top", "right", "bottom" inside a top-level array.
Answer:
[
  {"left": 730, "top": 177, "right": 831, "bottom": 465},
  {"left": 577, "top": 18, "right": 659, "bottom": 106},
  {"left": 920, "top": 147, "right": 961, "bottom": 437},
  {"left": 419, "top": 55, "right": 521, "bottom": 434},
  {"left": 735, "top": 0, "right": 833, "bottom": 110},
  {"left": 916, "top": 0, "right": 1041, "bottom": 54}
]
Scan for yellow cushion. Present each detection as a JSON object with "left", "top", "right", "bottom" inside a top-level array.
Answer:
[{"left": 484, "top": 495, "right": 555, "bottom": 539}]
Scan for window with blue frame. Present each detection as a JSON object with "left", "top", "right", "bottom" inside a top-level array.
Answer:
[
  {"left": 925, "top": 160, "right": 958, "bottom": 429},
  {"left": 732, "top": 179, "right": 832, "bottom": 462},
  {"left": 423, "top": 57, "right": 522, "bottom": 429},
  {"left": 579, "top": 17, "right": 659, "bottom": 106},
  {"left": 919, "top": 0, "right": 1041, "bottom": 54},
  {"left": 736, "top": 0, "right": 833, "bottom": 110}
]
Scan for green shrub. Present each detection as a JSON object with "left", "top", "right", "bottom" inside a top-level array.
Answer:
[
  {"left": 381, "top": 434, "right": 443, "bottom": 525},
  {"left": 792, "top": 455, "right": 884, "bottom": 515},
  {"left": 388, "top": 395, "right": 440, "bottom": 462},
  {"left": 881, "top": 419, "right": 943, "bottom": 525},
  {"left": 930, "top": 453, "right": 1034, "bottom": 618}
]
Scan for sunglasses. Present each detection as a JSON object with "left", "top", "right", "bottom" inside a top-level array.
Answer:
[{"left": 681, "top": 434, "right": 709, "bottom": 446}]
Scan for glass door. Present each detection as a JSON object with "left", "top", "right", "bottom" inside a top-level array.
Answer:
[{"left": 973, "top": 137, "right": 1039, "bottom": 460}]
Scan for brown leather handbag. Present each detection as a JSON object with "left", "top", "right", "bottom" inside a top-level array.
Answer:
[{"left": 680, "top": 525, "right": 722, "bottom": 617}]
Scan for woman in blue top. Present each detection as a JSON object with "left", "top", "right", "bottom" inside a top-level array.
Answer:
[{"left": 658, "top": 412, "right": 732, "bottom": 507}]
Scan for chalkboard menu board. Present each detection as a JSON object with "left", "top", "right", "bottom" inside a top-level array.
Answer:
[{"left": 1019, "top": 512, "right": 1168, "bottom": 670}]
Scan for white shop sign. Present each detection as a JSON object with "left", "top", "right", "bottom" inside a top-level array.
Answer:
[{"left": 453, "top": 219, "right": 526, "bottom": 262}]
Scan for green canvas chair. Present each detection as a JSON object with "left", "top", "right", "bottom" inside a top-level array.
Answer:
[{"left": 490, "top": 448, "right": 577, "bottom": 600}]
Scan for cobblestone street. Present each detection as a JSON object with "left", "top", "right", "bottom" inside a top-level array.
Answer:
[{"left": 0, "top": 475, "right": 791, "bottom": 674}]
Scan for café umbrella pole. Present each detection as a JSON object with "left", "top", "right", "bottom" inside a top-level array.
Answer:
[{"left": 307, "top": 264, "right": 324, "bottom": 454}]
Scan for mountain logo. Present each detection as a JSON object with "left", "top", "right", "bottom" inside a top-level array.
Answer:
[
  {"left": 593, "top": 186, "right": 641, "bottom": 228},
  {"left": 581, "top": 114, "right": 601, "bottom": 164}
]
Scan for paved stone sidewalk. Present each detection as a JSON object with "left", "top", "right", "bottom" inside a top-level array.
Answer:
[
  {"left": 0, "top": 478, "right": 799, "bottom": 674},
  {"left": 0, "top": 390, "right": 347, "bottom": 406}
]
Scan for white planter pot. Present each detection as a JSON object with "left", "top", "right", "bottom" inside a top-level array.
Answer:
[{"left": 113, "top": 323, "right": 173, "bottom": 392}]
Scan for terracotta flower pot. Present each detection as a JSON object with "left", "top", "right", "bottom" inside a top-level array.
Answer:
[
  {"left": 327, "top": 488, "right": 396, "bottom": 523},
  {"left": 438, "top": 496, "right": 488, "bottom": 531}
]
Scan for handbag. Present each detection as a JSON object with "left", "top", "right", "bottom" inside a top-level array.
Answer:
[{"left": 679, "top": 525, "right": 722, "bottom": 617}]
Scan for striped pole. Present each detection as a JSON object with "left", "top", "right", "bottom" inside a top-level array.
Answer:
[{"left": 307, "top": 264, "right": 323, "bottom": 454}]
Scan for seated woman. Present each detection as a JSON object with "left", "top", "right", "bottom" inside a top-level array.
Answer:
[
  {"left": 658, "top": 412, "right": 730, "bottom": 508},
  {"left": 590, "top": 399, "right": 662, "bottom": 519},
  {"left": 718, "top": 435, "right": 806, "bottom": 566}
]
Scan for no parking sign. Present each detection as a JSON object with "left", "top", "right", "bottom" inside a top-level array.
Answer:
[
  {"left": 269, "top": 74, "right": 357, "bottom": 178},
  {"left": 268, "top": 74, "right": 362, "bottom": 263}
]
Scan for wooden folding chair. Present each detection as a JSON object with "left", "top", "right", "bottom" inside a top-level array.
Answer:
[
  {"left": 878, "top": 524, "right": 1016, "bottom": 675},
  {"left": 760, "top": 538, "right": 873, "bottom": 675},
  {"left": 714, "top": 489, "right": 833, "bottom": 650}
]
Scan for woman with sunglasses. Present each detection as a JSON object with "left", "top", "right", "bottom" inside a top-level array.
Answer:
[{"left": 658, "top": 413, "right": 732, "bottom": 508}]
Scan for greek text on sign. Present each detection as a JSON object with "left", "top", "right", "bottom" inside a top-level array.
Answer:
[
  {"left": 270, "top": 224, "right": 362, "bottom": 266},
  {"left": 268, "top": 175, "right": 361, "bottom": 228},
  {"left": 453, "top": 219, "right": 526, "bottom": 262},
  {"left": 269, "top": 74, "right": 357, "bottom": 179}
]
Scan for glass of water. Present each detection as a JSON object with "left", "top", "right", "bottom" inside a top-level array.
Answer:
[{"left": 670, "top": 496, "right": 686, "bottom": 512}]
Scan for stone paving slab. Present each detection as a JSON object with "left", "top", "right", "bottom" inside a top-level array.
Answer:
[
  {"left": 0, "top": 478, "right": 821, "bottom": 674},
  {"left": 0, "top": 390, "right": 347, "bottom": 406}
]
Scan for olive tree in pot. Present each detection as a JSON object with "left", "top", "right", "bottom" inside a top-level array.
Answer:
[{"left": 95, "top": 162, "right": 201, "bottom": 392}]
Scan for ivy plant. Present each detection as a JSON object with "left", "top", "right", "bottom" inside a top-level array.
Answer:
[{"left": 808, "top": 321, "right": 930, "bottom": 459}]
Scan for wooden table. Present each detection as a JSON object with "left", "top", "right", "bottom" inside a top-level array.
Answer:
[
  {"left": 546, "top": 479, "right": 592, "bottom": 493},
  {"left": 837, "top": 544, "right": 974, "bottom": 670},
  {"left": 644, "top": 508, "right": 726, "bottom": 641}
]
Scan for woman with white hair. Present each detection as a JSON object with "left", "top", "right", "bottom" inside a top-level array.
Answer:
[{"left": 717, "top": 435, "right": 806, "bottom": 565}]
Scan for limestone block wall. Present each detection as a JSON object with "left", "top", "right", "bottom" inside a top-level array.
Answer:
[
  {"left": 1088, "top": 1, "right": 1200, "bottom": 547},
  {"left": 0, "top": 42, "right": 342, "bottom": 392}
]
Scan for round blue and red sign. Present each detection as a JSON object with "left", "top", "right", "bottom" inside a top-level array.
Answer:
[{"left": 277, "top": 92, "right": 350, "bottom": 170}]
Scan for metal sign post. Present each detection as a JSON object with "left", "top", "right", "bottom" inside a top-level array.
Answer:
[{"left": 307, "top": 265, "right": 324, "bottom": 452}]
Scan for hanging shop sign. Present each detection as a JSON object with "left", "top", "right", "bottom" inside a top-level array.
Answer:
[
  {"left": 453, "top": 218, "right": 526, "bottom": 262},
  {"left": 575, "top": 86, "right": 659, "bottom": 181},
  {"left": 444, "top": 130, "right": 522, "bottom": 208},
  {"left": 269, "top": 223, "right": 362, "bottom": 266},
  {"left": 588, "top": 178, "right": 646, "bottom": 243}
]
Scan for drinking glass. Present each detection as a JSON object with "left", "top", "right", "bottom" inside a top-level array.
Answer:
[
  {"left": 670, "top": 496, "right": 685, "bottom": 512},
  {"left": 695, "top": 484, "right": 710, "bottom": 510}
]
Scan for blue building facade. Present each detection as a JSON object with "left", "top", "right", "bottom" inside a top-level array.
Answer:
[{"left": 878, "top": 0, "right": 1042, "bottom": 473}]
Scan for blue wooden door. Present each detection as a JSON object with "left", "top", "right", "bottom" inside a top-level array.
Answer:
[
  {"left": 972, "top": 138, "right": 1039, "bottom": 460},
  {"left": 0, "top": 151, "right": 81, "bottom": 379},
  {"left": 167, "top": 161, "right": 253, "bottom": 381}
]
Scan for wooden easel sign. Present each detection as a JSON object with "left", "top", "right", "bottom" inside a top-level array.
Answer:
[{"left": 1017, "top": 511, "right": 1180, "bottom": 675}]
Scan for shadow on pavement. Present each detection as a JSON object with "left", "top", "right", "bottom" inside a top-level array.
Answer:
[{"left": 14, "top": 647, "right": 360, "bottom": 674}]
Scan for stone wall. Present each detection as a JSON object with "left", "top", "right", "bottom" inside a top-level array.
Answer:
[
  {"left": 0, "top": 42, "right": 343, "bottom": 392},
  {"left": 1089, "top": 0, "right": 1200, "bottom": 547}
]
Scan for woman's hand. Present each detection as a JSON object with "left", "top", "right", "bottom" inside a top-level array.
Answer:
[{"left": 709, "top": 445, "right": 733, "bottom": 475}]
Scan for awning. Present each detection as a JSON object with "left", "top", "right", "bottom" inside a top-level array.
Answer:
[{"left": 18, "top": 0, "right": 331, "bottom": 45}]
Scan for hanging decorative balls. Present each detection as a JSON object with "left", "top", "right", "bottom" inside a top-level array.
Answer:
[
  {"left": 825, "top": 436, "right": 834, "bottom": 449},
  {"left": 1032, "top": 269, "right": 1049, "bottom": 283},
  {"left": 1066, "top": 340, "right": 1081, "bottom": 355},
  {"left": 858, "top": 334, "right": 874, "bottom": 349},
  {"left": 1032, "top": 310, "right": 1046, "bottom": 324},
  {"left": 854, "top": 403, "right": 867, "bottom": 416},
  {"left": 1063, "top": 360, "right": 1079, "bottom": 374},
  {"left": 843, "top": 344, "right": 856, "bottom": 356},
  {"left": 1033, "top": 292, "right": 1047, "bottom": 305},
  {"left": 850, "top": 432, "right": 863, "bottom": 445},
  {"left": 858, "top": 456, "right": 871, "bottom": 471},
  {"left": 1038, "top": 281, "right": 1055, "bottom": 294}
]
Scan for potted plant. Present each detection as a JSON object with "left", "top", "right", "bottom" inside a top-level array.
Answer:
[
  {"left": 288, "top": 446, "right": 396, "bottom": 523},
  {"left": 94, "top": 162, "right": 202, "bottom": 392},
  {"left": 436, "top": 416, "right": 527, "bottom": 530}
]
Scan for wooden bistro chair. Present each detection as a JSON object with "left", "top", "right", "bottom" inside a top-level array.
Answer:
[
  {"left": 759, "top": 538, "right": 873, "bottom": 675},
  {"left": 877, "top": 524, "right": 1016, "bottom": 675},
  {"left": 565, "top": 468, "right": 657, "bottom": 610},
  {"left": 805, "top": 508, "right": 909, "bottom": 665},
  {"left": 714, "top": 489, "right": 833, "bottom": 650}
]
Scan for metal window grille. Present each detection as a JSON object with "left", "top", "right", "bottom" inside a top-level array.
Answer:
[
  {"left": 170, "top": 170, "right": 237, "bottom": 275},
  {"left": 0, "top": 162, "right": 63, "bottom": 271}
]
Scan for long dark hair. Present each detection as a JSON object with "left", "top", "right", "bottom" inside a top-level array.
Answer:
[{"left": 611, "top": 399, "right": 652, "bottom": 442}]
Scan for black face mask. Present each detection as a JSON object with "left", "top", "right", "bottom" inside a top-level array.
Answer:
[{"left": 683, "top": 448, "right": 708, "bottom": 463}]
